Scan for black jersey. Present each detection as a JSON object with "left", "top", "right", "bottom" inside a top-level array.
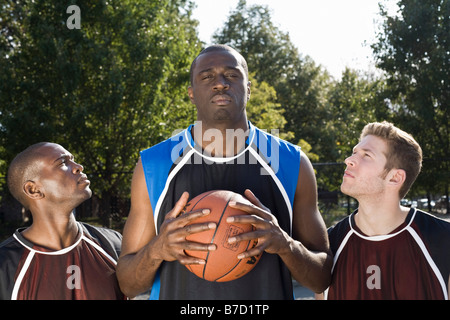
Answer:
[
  {"left": 0, "top": 222, "right": 125, "bottom": 300},
  {"left": 325, "top": 208, "right": 450, "bottom": 300},
  {"left": 141, "top": 122, "right": 301, "bottom": 299}
]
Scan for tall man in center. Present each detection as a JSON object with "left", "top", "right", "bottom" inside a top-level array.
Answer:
[{"left": 117, "top": 45, "right": 332, "bottom": 299}]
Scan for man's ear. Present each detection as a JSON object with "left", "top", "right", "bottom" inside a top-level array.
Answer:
[
  {"left": 23, "top": 180, "right": 44, "bottom": 200},
  {"left": 387, "top": 169, "right": 406, "bottom": 188},
  {"left": 188, "top": 86, "right": 195, "bottom": 104}
]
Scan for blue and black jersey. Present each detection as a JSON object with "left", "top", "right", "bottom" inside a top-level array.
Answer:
[{"left": 141, "top": 122, "right": 302, "bottom": 299}]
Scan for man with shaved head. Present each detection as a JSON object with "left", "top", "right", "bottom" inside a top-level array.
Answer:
[
  {"left": 117, "top": 45, "right": 332, "bottom": 300},
  {"left": 0, "top": 142, "right": 125, "bottom": 300}
]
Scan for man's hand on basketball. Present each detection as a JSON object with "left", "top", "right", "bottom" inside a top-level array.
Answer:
[
  {"left": 155, "top": 192, "right": 216, "bottom": 265},
  {"left": 227, "top": 189, "right": 291, "bottom": 259}
]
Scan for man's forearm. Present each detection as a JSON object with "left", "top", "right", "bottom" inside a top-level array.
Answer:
[
  {"left": 279, "top": 239, "right": 332, "bottom": 293},
  {"left": 116, "top": 240, "right": 163, "bottom": 298}
]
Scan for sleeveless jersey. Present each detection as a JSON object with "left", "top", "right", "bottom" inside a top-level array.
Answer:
[
  {"left": 325, "top": 208, "right": 450, "bottom": 300},
  {"left": 140, "top": 122, "right": 301, "bottom": 299},
  {"left": 0, "top": 222, "right": 125, "bottom": 300}
]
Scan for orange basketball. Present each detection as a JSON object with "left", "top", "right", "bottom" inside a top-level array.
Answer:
[{"left": 183, "top": 190, "right": 262, "bottom": 282}]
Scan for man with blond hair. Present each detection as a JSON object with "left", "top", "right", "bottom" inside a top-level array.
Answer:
[{"left": 321, "top": 121, "right": 450, "bottom": 300}]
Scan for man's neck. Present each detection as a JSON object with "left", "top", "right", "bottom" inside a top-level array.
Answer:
[
  {"left": 21, "top": 210, "right": 79, "bottom": 251},
  {"left": 191, "top": 120, "right": 249, "bottom": 157},
  {"left": 354, "top": 199, "right": 410, "bottom": 236}
]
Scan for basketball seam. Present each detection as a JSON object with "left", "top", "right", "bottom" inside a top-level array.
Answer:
[
  {"left": 187, "top": 190, "right": 216, "bottom": 277},
  {"left": 213, "top": 234, "right": 256, "bottom": 282},
  {"left": 203, "top": 196, "right": 232, "bottom": 280},
  {"left": 189, "top": 190, "right": 216, "bottom": 211}
]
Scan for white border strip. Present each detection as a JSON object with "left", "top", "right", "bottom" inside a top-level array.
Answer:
[
  {"left": 324, "top": 224, "right": 354, "bottom": 300},
  {"left": 184, "top": 126, "right": 256, "bottom": 163},
  {"left": 10, "top": 223, "right": 118, "bottom": 299},
  {"left": 248, "top": 147, "right": 293, "bottom": 235},
  {"left": 325, "top": 209, "right": 448, "bottom": 300},
  {"left": 153, "top": 149, "right": 196, "bottom": 233},
  {"left": 12, "top": 223, "right": 84, "bottom": 255},
  {"left": 82, "top": 235, "right": 118, "bottom": 265},
  {"left": 406, "top": 226, "right": 448, "bottom": 300},
  {"left": 11, "top": 251, "right": 35, "bottom": 300},
  {"left": 349, "top": 210, "right": 416, "bottom": 241}
]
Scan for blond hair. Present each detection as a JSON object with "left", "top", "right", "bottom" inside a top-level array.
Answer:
[{"left": 360, "top": 121, "right": 422, "bottom": 199}]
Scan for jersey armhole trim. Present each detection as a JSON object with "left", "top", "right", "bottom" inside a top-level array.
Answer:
[
  {"left": 248, "top": 147, "right": 293, "bottom": 235},
  {"left": 11, "top": 250, "right": 35, "bottom": 300},
  {"left": 153, "top": 149, "right": 196, "bottom": 234},
  {"left": 406, "top": 225, "right": 448, "bottom": 300}
]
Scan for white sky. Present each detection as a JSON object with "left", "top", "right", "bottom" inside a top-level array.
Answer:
[{"left": 191, "top": 0, "right": 399, "bottom": 79}]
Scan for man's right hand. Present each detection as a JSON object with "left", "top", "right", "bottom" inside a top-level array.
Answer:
[{"left": 153, "top": 191, "right": 217, "bottom": 265}]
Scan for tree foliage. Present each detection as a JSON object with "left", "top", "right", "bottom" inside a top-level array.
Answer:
[
  {"left": 212, "top": 0, "right": 331, "bottom": 150},
  {"left": 0, "top": 0, "right": 201, "bottom": 217},
  {"left": 245, "top": 73, "right": 294, "bottom": 141},
  {"left": 372, "top": 0, "right": 449, "bottom": 198},
  {"left": 0, "top": 0, "right": 447, "bottom": 222},
  {"left": 212, "top": 0, "right": 392, "bottom": 193}
]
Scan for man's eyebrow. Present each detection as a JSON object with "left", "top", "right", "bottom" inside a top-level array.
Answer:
[
  {"left": 363, "top": 148, "right": 376, "bottom": 155},
  {"left": 198, "top": 66, "right": 241, "bottom": 74},
  {"left": 53, "top": 153, "right": 73, "bottom": 163},
  {"left": 354, "top": 146, "right": 376, "bottom": 156},
  {"left": 198, "top": 68, "right": 213, "bottom": 74}
]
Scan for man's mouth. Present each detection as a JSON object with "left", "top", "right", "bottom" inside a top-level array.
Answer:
[
  {"left": 78, "top": 174, "right": 90, "bottom": 184},
  {"left": 211, "top": 94, "right": 232, "bottom": 105},
  {"left": 343, "top": 170, "right": 354, "bottom": 178}
]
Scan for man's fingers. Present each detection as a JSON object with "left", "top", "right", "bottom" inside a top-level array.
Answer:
[
  {"left": 166, "top": 191, "right": 190, "bottom": 219},
  {"left": 184, "top": 221, "right": 216, "bottom": 235},
  {"left": 244, "top": 189, "right": 270, "bottom": 211}
]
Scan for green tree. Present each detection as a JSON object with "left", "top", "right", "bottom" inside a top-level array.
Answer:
[
  {"left": 372, "top": 0, "right": 449, "bottom": 206},
  {"left": 327, "top": 69, "right": 391, "bottom": 161},
  {"left": 212, "top": 0, "right": 331, "bottom": 151},
  {"left": 0, "top": 0, "right": 200, "bottom": 223},
  {"left": 245, "top": 73, "right": 294, "bottom": 141},
  {"left": 316, "top": 68, "right": 390, "bottom": 193}
]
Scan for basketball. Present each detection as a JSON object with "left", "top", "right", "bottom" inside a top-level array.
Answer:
[{"left": 183, "top": 190, "right": 262, "bottom": 282}]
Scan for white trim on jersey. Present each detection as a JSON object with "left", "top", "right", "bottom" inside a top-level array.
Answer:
[
  {"left": 82, "top": 235, "right": 118, "bottom": 266},
  {"left": 324, "top": 227, "right": 355, "bottom": 300},
  {"left": 185, "top": 125, "right": 257, "bottom": 163},
  {"left": 248, "top": 147, "right": 293, "bottom": 235},
  {"left": 12, "top": 223, "right": 85, "bottom": 255},
  {"left": 153, "top": 147, "right": 196, "bottom": 234},
  {"left": 152, "top": 128, "right": 293, "bottom": 236},
  {"left": 11, "top": 251, "right": 35, "bottom": 300},
  {"left": 10, "top": 222, "right": 119, "bottom": 300},
  {"left": 349, "top": 209, "right": 417, "bottom": 241},
  {"left": 406, "top": 225, "right": 448, "bottom": 300},
  {"left": 325, "top": 208, "right": 448, "bottom": 300}
]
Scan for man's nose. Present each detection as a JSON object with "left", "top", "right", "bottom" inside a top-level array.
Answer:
[
  {"left": 213, "top": 75, "right": 230, "bottom": 91},
  {"left": 72, "top": 162, "right": 84, "bottom": 174},
  {"left": 344, "top": 155, "right": 355, "bottom": 167}
]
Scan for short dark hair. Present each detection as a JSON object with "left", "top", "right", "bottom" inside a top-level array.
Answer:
[
  {"left": 7, "top": 142, "right": 49, "bottom": 208},
  {"left": 189, "top": 44, "right": 249, "bottom": 85}
]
